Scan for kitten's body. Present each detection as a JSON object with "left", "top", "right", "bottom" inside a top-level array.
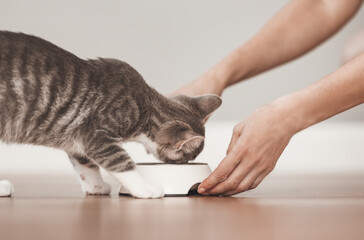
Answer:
[{"left": 0, "top": 31, "right": 221, "bottom": 198}]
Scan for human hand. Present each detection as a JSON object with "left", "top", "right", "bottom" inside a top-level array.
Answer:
[{"left": 198, "top": 100, "right": 298, "bottom": 196}]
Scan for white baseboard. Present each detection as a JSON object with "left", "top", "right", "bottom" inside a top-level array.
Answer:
[{"left": 1, "top": 121, "right": 364, "bottom": 175}]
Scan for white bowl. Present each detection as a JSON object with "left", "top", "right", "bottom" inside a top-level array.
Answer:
[{"left": 119, "top": 163, "right": 212, "bottom": 196}]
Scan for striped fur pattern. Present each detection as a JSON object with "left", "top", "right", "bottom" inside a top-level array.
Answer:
[{"left": 0, "top": 31, "right": 222, "bottom": 197}]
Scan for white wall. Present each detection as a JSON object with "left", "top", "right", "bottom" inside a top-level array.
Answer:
[
  {"left": 0, "top": 0, "right": 363, "bottom": 121},
  {"left": 0, "top": 1, "right": 364, "bottom": 175}
]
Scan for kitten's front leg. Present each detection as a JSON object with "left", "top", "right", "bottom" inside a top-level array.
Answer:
[
  {"left": 113, "top": 170, "right": 165, "bottom": 199},
  {"left": 88, "top": 143, "right": 164, "bottom": 198}
]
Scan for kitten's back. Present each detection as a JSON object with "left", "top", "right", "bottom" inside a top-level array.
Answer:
[{"left": 0, "top": 31, "right": 90, "bottom": 145}]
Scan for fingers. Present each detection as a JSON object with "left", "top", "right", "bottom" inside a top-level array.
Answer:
[
  {"left": 226, "top": 123, "right": 245, "bottom": 154},
  {"left": 221, "top": 169, "right": 268, "bottom": 196},
  {"left": 250, "top": 172, "right": 267, "bottom": 190},
  {"left": 208, "top": 159, "right": 267, "bottom": 196},
  {"left": 205, "top": 160, "right": 254, "bottom": 195},
  {"left": 198, "top": 124, "right": 247, "bottom": 194},
  {"left": 198, "top": 147, "right": 244, "bottom": 194},
  {"left": 203, "top": 156, "right": 273, "bottom": 196}
]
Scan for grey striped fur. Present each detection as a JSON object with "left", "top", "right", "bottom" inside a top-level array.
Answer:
[{"left": 0, "top": 31, "right": 222, "bottom": 175}]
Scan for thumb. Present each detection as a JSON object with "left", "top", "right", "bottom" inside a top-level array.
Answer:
[{"left": 226, "top": 123, "right": 245, "bottom": 154}]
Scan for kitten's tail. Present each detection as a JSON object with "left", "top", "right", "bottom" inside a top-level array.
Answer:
[{"left": 0, "top": 180, "right": 14, "bottom": 197}]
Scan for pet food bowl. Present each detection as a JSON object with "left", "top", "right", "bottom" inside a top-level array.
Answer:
[{"left": 119, "top": 162, "right": 212, "bottom": 196}]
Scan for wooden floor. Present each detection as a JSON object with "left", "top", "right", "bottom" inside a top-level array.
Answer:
[{"left": 0, "top": 173, "right": 364, "bottom": 240}]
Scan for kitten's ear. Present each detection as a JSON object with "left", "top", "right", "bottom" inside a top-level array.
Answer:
[
  {"left": 172, "top": 94, "right": 222, "bottom": 121},
  {"left": 191, "top": 94, "right": 222, "bottom": 121},
  {"left": 176, "top": 131, "right": 205, "bottom": 151}
]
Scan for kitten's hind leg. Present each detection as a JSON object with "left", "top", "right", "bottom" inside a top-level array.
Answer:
[
  {"left": 68, "top": 154, "right": 111, "bottom": 195},
  {"left": 0, "top": 180, "right": 14, "bottom": 197}
]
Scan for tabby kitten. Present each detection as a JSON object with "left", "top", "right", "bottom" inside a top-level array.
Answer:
[{"left": 0, "top": 31, "right": 222, "bottom": 198}]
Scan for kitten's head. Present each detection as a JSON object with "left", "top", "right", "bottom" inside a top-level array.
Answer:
[{"left": 153, "top": 94, "right": 222, "bottom": 164}]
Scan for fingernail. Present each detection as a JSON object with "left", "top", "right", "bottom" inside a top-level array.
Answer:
[{"left": 198, "top": 188, "right": 205, "bottom": 194}]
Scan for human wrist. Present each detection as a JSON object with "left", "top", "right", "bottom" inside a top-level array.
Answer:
[
  {"left": 196, "top": 68, "right": 227, "bottom": 96},
  {"left": 272, "top": 87, "right": 332, "bottom": 135},
  {"left": 201, "top": 47, "right": 254, "bottom": 92},
  {"left": 270, "top": 93, "right": 311, "bottom": 135},
  {"left": 276, "top": 54, "right": 364, "bottom": 133}
]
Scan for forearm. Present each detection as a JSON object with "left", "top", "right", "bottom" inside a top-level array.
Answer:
[
  {"left": 278, "top": 52, "right": 364, "bottom": 133},
  {"left": 207, "top": 0, "right": 362, "bottom": 91}
]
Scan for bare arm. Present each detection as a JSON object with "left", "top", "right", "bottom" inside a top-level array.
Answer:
[
  {"left": 173, "top": 0, "right": 362, "bottom": 96},
  {"left": 284, "top": 52, "right": 364, "bottom": 133},
  {"left": 199, "top": 52, "right": 364, "bottom": 195},
  {"left": 170, "top": 0, "right": 364, "bottom": 196}
]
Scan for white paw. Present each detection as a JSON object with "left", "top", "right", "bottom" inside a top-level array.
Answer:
[
  {"left": 0, "top": 180, "right": 14, "bottom": 197},
  {"left": 81, "top": 179, "right": 111, "bottom": 195},
  {"left": 114, "top": 170, "right": 165, "bottom": 199},
  {"left": 127, "top": 181, "right": 164, "bottom": 199}
]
